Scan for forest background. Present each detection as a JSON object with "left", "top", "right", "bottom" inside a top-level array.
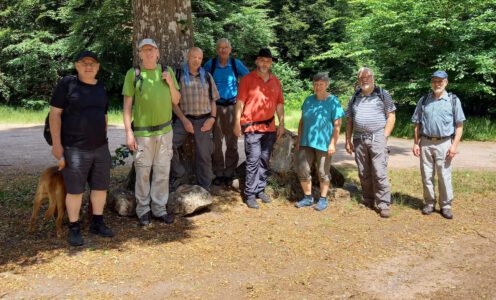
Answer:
[{"left": 0, "top": 0, "right": 495, "bottom": 140}]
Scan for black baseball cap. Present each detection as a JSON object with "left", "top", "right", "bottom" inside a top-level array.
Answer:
[{"left": 75, "top": 50, "right": 99, "bottom": 62}]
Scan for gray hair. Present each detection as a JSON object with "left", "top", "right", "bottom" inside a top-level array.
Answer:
[
  {"left": 313, "top": 72, "right": 330, "bottom": 82},
  {"left": 357, "top": 67, "right": 374, "bottom": 79},
  {"left": 216, "top": 38, "right": 232, "bottom": 49}
]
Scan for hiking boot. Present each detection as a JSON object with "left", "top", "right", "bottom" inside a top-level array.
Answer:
[
  {"left": 295, "top": 196, "right": 314, "bottom": 208},
  {"left": 224, "top": 176, "right": 234, "bottom": 187},
  {"left": 89, "top": 220, "right": 114, "bottom": 237},
  {"left": 246, "top": 198, "right": 259, "bottom": 209},
  {"left": 441, "top": 208, "right": 453, "bottom": 219},
  {"left": 68, "top": 222, "right": 84, "bottom": 247},
  {"left": 257, "top": 192, "right": 271, "bottom": 203},
  {"left": 138, "top": 212, "right": 151, "bottom": 226},
  {"left": 213, "top": 176, "right": 224, "bottom": 186},
  {"left": 158, "top": 213, "right": 175, "bottom": 225},
  {"left": 380, "top": 208, "right": 391, "bottom": 218},
  {"left": 422, "top": 204, "right": 435, "bottom": 215},
  {"left": 314, "top": 197, "right": 328, "bottom": 211}
]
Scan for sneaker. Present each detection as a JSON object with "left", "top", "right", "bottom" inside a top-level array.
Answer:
[
  {"left": 158, "top": 213, "right": 175, "bottom": 225},
  {"left": 257, "top": 192, "right": 271, "bottom": 203},
  {"left": 68, "top": 222, "right": 84, "bottom": 246},
  {"left": 422, "top": 205, "right": 434, "bottom": 215},
  {"left": 89, "top": 221, "right": 114, "bottom": 237},
  {"left": 138, "top": 212, "right": 151, "bottom": 226},
  {"left": 246, "top": 198, "right": 259, "bottom": 209},
  {"left": 380, "top": 208, "right": 391, "bottom": 218},
  {"left": 314, "top": 197, "right": 328, "bottom": 211},
  {"left": 295, "top": 196, "right": 314, "bottom": 208},
  {"left": 441, "top": 208, "right": 453, "bottom": 219},
  {"left": 213, "top": 176, "right": 224, "bottom": 186}
]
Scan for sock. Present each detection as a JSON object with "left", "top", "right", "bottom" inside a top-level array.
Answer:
[
  {"left": 304, "top": 194, "right": 313, "bottom": 199},
  {"left": 69, "top": 221, "right": 80, "bottom": 228},
  {"left": 92, "top": 214, "right": 103, "bottom": 224}
]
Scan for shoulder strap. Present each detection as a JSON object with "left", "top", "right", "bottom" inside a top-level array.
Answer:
[
  {"left": 449, "top": 92, "right": 457, "bottom": 128},
  {"left": 210, "top": 57, "right": 217, "bottom": 75},
  {"left": 133, "top": 66, "right": 143, "bottom": 96},
  {"left": 231, "top": 57, "right": 238, "bottom": 78},
  {"left": 206, "top": 73, "right": 213, "bottom": 101},
  {"left": 175, "top": 66, "right": 182, "bottom": 84}
]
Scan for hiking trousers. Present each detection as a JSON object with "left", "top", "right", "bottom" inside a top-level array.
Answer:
[
  {"left": 353, "top": 133, "right": 391, "bottom": 209},
  {"left": 420, "top": 137, "right": 453, "bottom": 209},
  {"left": 212, "top": 104, "right": 239, "bottom": 178},
  {"left": 134, "top": 131, "right": 173, "bottom": 218}
]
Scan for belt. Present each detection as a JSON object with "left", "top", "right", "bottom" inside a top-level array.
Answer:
[
  {"left": 216, "top": 97, "right": 236, "bottom": 106},
  {"left": 132, "top": 120, "right": 172, "bottom": 132},
  {"left": 185, "top": 113, "right": 211, "bottom": 120},
  {"left": 422, "top": 135, "right": 452, "bottom": 141},
  {"left": 354, "top": 131, "right": 383, "bottom": 142},
  {"left": 241, "top": 116, "right": 274, "bottom": 132}
]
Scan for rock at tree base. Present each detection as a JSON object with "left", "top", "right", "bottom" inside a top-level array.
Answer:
[{"left": 167, "top": 184, "right": 213, "bottom": 216}]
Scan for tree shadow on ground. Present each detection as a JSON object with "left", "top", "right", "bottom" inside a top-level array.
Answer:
[{"left": 0, "top": 171, "right": 197, "bottom": 272}]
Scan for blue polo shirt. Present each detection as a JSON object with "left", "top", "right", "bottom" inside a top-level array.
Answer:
[
  {"left": 299, "top": 94, "right": 345, "bottom": 152},
  {"left": 411, "top": 91, "right": 465, "bottom": 137},
  {"left": 203, "top": 57, "right": 249, "bottom": 103}
]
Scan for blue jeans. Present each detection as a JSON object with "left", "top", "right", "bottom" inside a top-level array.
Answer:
[{"left": 244, "top": 132, "right": 276, "bottom": 199}]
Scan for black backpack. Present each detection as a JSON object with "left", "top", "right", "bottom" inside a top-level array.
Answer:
[
  {"left": 44, "top": 75, "right": 78, "bottom": 145},
  {"left": 209, "top": 56, "right": 239, "bottom": 79}
]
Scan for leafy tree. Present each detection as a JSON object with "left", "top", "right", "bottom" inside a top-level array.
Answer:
[
  {"left": 320, "top": 0, "right": 496, "bottom": 114},
  {"left": 192, "top": 0, "right": 277, "bottom": 64}
]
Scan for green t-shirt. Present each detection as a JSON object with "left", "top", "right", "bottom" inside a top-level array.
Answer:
[{"left": 122, "top": 65, "right": 179, "bottom": 137}]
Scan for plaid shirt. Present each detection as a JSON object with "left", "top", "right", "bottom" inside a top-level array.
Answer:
[{"left": 179, "top": 72, "right": 219, "bottom": 115}]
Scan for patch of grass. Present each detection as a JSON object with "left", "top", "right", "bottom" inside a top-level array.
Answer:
[{"left": 0, "top": 104, "right": 123, "bottom": 126}]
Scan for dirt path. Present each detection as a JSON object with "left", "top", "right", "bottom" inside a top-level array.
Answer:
[
  {"left": 1, "top": 124, "right": 495, "bottom": 299},
  {"left": 1, "top": 124, "right": 496, "bottom": 173}
]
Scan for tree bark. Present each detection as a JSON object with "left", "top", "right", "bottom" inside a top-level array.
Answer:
[
  {"left": 132, "top": 0, "right": 193, "bottom": 66},
  {"left": 126, "top": 0, "right": 194, "bottom": 190}
]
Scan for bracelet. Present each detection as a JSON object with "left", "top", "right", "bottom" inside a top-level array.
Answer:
[{"left": 209, "top": 115, "right": 216, "bottom": 119}]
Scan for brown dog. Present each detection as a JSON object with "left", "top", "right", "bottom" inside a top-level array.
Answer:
[{"left": 29, "top": 166, "right": 66, "bottom": 237}]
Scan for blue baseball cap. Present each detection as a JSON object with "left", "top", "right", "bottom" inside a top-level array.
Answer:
[{"left": 431, "top": 70, "right": 448, "bottom": 79}]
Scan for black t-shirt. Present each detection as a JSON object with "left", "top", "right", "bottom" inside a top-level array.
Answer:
[{"left": 50, "top": 75, "right": 108, "bottom": 150}]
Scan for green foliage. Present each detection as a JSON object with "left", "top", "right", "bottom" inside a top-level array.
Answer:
[
  {"left": 192, "top": 0, "right": 277, "bottom": 62},
  {"left": 321, "top": 0, "right": 496, "bottom": 114},
  {"left": 0, "top": 0, "right": 132, "bottom": 106}
]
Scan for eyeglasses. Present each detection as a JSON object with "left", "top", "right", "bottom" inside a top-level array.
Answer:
[{"left": 78, "top": 62, "right": 98, "bottom": 68}]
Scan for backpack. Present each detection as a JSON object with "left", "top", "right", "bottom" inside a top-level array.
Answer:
[
  {"left": 131, "top": 63, "right": 175, "bottom": 132},
  {"left": 174, "top": 67, "right": 214, "bottom": 101},
  {"left": 133, "top": 63, "right": 170, "bottom": 95},
  {"left": 419, "top": 92, "right": 458, "bottom": 131},
  {"left": 209, "top": 56, "right": 239, "bottom": 79},
  {"left": 349, "top": 86, "right": 388, "bottom": 117},
  {"left": 44, "top": 75, "right": 78, "bottom": 145}
]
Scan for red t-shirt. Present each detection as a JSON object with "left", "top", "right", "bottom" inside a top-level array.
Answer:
[{"left": 237, "top": 71, "right": 284, "bottom": 133}]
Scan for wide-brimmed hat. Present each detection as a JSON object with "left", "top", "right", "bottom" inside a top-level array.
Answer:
[
  {"left": 75, "top": 50, "right": 99, "bottom": 62},
  {"left": 254, "top": 48, "right": 277, "bottom": 61}
]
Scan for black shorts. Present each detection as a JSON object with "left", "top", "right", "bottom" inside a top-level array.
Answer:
[{"left": 62, "top": 143, "right": 111, "bottom": 194}]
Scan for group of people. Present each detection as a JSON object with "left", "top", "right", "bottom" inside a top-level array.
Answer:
[{"left": 49, "top": 38, "right": 465, "bottom": 247}]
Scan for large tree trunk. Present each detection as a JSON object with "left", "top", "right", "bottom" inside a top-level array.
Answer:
[
  {"left": 132, "top": 0, "right": 193, "bottom": 66},
  {"left": 125, "top": 0, "right": 194, "bottom": 191}
]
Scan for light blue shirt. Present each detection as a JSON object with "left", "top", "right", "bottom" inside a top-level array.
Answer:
[
  {"left": 412, "top": 91, "right": 465, "bottom": 137},
  {"left": 300, "top": 94, "right": 345, "bottom": 152},
  {"left": 203, "top": 57, "right": 249, "bottom": 103}
]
